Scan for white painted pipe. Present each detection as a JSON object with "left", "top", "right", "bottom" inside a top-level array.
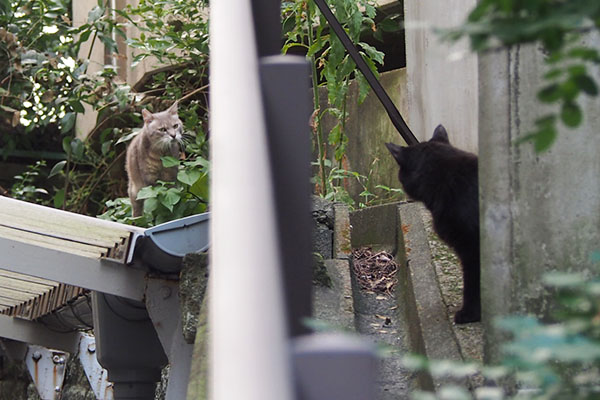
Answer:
[{"left": 208, "top": 1, "right": 293, "bottom": 400}]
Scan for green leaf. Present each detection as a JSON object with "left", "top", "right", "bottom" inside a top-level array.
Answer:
[
  {"left": 534, "top": 126, "right": 558, "bottom": 153},
  {"left": 62, "top": 137, "right": 72, "bottom": 155},
  {"left": 568, "top": 47, "right": 600, "bottom": 62},
  {"left": 177, "top": 168, "right": 202, "bottom": 186},
  {"left": 379, "top": 16, "right": 400, "bottom": 33},
  {"left": 356, "top": 73, "right": 371, "bottom": 104},
  {"left": 328, "top": 123, "right": 342, "bottom": 145},
  {"left": 53, "top": 189, "right": 65, "bottom": 208},
  {"left": 516, "top": 116, "right": 558, "bottom": 153},
  {"left": 143, "top": 197, "right": 158, "bottom": 213},
  {"left": 537, "top": 83, "right": 562, "bottom": 103},
  {"left": 87, "top": 5, "right": 105, "bottom": 23},
  {"left": 307, "top": 41, "right": 324, "bottom": 58},
  {"left": 48, "top": 160, "right": 67, "bottom": 178},
  {"left": 561, "top": 101, "right": 582, "bottom": 127},
  {"left": 136, "top": 186, "right": 157, "bottom": 200},
  {"left": 358, "top": 42, "right": 384, "bottom": 65},
  {"left": 71, "top": 138, "right": 84, "bottom": 160},
  {"left": 161, "top": 156, "right": 180, "bottom": 168},
  {"left": 61, "top": 112, "right": 76, "bottom": 134},
  {"left": 116, "top": 129, "right": 140, "bottom": 144},
  {"left": 160, "top": 188, "right": 181, "bottom": 212},
  {"left": 574, "top": 74, "right": 598, "bottom": 96},
  {"left": 543, "top": 68, "right": 563, "bottom": 80},
  {"left": 101, "top": 141, "right": 112, "bottom": 156},
  {"left": 69, "top": 100, "right": 85, "bottom": 113}
]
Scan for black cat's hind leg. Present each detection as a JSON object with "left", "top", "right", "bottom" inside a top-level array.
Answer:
[{"left": 454, "top": 252, "right": 481, "bottom": 324}]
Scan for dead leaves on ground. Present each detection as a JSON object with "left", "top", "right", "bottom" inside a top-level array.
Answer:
[{"left": 352, "top": 247, "right": 398, "bottom": 296}]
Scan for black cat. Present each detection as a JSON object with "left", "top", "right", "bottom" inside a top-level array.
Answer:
[{"left": 386, "top": 125, "right": 480, "bottom": 324}]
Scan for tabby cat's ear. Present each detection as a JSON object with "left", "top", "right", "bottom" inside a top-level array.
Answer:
[
  {"left": 385, "top": 142, "right": 404, "bottom": 164},
  {"left": 142, "top": 109, "right": 154, "bottom": 123},
  {"left": 167, "top": 102, "right": 178, "bottom": 115},
  {"left": 431, "top": 124, "right": 449, "bottom": 144}
]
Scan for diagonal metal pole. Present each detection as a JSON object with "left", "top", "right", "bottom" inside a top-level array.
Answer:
[{"left": 312, "top": 0, "right": 419, "bottom": 145}]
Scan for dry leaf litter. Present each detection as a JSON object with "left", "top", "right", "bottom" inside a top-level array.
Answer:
[{"left": 352, "top": 247, "right": 398, "bottom": 295}]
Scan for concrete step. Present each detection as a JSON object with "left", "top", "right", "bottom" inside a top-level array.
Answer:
[
  {"left": 312, "top": 200, "right": 484, "bottom": 397},
  {"left": 349, "top": 201, "right": 479, "bottom": 392}
]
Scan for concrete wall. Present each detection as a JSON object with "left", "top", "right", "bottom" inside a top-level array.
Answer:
[
  {"left": 404, "top": 0, "right": 479, "bottom": 153},
  {"left": 479, "top": 33, "right": 600, "bottom": 362},
  {"left": 319, "top": 68, "right": 410, "bottom": 204}
]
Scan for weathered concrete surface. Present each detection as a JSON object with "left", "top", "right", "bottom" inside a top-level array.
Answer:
[
  {"left": 180, "top": 253, "right": 209, "bottom": 344},
  {"left": 396, "top": 203, "right": 463, "bottom": 390},
  {"left": 350, "top": 268, "right": 416, "bottom": 400},
  {"left": 313, "top": 202, "right": 354, "bottom": 330},
  {"left": 350, "top": 202, "right": 401, "bottom": 255},
  {"left": 341, "top": 201, "right": 416, "bottom": 398},
  {"left": 333, "top": 203, "right": 352, "bottom": 259},
  {"left": 312, "top": 195, "right": 335, "bottom": 260},
  {"left": 404, "top": 0, "right": 479, "bottom": 153},
  {"left": 479, "top": 33, "right": 600, "bottom": 362},
  {"left": 186, "top": 295, "right": 208, "bottom": 400},
  {"left": 318, "top": 69, "right": 412, "bottom": 203},
  {"left": 313, "top": 259, "right": 356, "bottom": 332}
]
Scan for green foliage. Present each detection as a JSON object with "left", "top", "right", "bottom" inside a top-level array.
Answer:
[
  {"left": 441, "top": 0, "right": 600, "bottom": 152},
  {"left": 282, "top": 0, "right": 385, "bottom": 205},
  {"left": 404, "top": 272, "right": 600, "bottom": 399},
  {"left": 6, "top": 0, "right": 394, "bottom": 221},
  {"left": 99, "top": 155, "right": 209, "bottom": 227},
  {"left": 10, "top": 160, "right": 49, "bottom": 203},
  {"left": 122, "top": 0, "right": 209, "bottom": 68},
  {"left": 312, "top": 157, "right": 404, "bottom": 210},
  {"left": 4, "top": 0, "right": 209, "bottom": 226}
]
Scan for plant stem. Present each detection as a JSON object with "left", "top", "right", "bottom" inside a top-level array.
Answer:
[
  {"left": 307, "top": 2, "right": 328, "bottom": 196},
  {"left": 62, "top": 152, "right": 71, "bottom": 210},
  {"left": 77, "top": 150, "right": 125, "bottom": 213}
]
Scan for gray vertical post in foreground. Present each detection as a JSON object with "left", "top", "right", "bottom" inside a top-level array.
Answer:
[
  {"left": 251, "top": 0, "right": 282, "bottom": 57},
  {"left": 260, "top": 55, "right": 313, "bottom": 337},
  {"left": 292, "top": 333, "right": 378, "bottom": 400}
]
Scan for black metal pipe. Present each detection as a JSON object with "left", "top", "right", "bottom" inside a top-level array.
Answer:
[{"left": 312, "top": 0, "right": 419, "bottom": 145}]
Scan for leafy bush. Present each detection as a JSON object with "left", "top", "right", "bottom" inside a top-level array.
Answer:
[
  {"left": 4, "top": 0, "right": 209, "bottom": 226},
  {"left": 282, "top": 0, "right": 391, "bottom": 206},
  {"left": 5, "top": 0, "right": 401, "bottom": 222},
  {"left": 404, "top": 272, "right": 600, "bottom": 400}
]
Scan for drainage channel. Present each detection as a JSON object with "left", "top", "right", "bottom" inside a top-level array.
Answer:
[{"left": 349, "top": 252, "right": 416, "bottom": 400}]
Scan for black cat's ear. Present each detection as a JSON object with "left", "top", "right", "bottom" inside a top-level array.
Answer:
[
  {"left": 385, "top": 142, "right": 404, "bottom": 163},
  {"left": 431, "top": 124, "right": 450, "bottom": 144},
  {"left": 142, "top": 109, "right": 154, "bottom": 123}
]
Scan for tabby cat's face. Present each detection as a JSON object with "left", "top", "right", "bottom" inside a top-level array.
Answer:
[{"left": 142, "top": 104, "right": 183, "bottom": 150}]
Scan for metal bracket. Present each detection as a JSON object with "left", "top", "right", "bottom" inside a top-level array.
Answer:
[
  {"left": 145, "top": 278, "right": 194, "bottom": 400},
  {"left": 78, "top": 333, "right": 114, "bottom": 400},
  {"left": 25, "top": 345, "right": 69, "bottom": 400}
]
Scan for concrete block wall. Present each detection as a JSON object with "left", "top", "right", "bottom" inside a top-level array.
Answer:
[{"left": 479, "top": 34, "right": 600, "bottom": 361}]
